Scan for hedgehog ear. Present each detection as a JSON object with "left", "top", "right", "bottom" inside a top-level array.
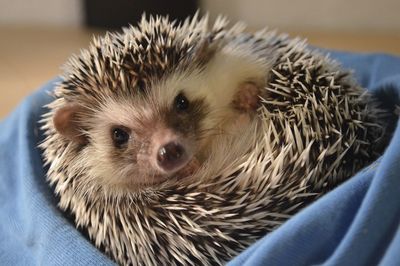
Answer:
[{"left": 53, "top": 104, "right": 87, "bottom": 144}]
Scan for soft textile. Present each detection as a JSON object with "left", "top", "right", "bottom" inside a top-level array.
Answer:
[{"left": 1, "top": 51, "right": 399, "bottom": 265}]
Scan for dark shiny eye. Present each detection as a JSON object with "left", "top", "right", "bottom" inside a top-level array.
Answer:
[
  {"left": 174, "top": 93, "right": 190, "bottom": 112},
  {"left": 111, "top": 127, "right": 130, "bottom": 148}
]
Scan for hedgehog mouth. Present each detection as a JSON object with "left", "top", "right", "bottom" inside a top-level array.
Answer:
[{"left": 174, "top": 157, "right": 200, "bottom": 179}]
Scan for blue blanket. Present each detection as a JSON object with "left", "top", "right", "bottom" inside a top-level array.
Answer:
[{"left": 1, "top": 51, "right": 399, "bottom": 265}]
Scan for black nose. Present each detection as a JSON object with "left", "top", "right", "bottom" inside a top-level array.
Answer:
[{"left": 157, "top": 142, "right": 187, "bottom": 171}]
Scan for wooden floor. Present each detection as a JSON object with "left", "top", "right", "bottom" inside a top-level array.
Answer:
[{"left": 1, "top": 26, "right": 400, "bottom": 119}]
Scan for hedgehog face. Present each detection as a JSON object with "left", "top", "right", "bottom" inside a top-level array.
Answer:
[
  {"left": 48, "top": 16, "right": 274, "bottom": 191},
  {"left": 52, "top": 68, "right": 264, "bottom": 190},
  {"left": 82, "top": 74, "right": 211, "bottom": 188}
]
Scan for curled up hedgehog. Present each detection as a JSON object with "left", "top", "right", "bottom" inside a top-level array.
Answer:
[{"left": 40, "top": 14, "right": 394, "bottom": 265}]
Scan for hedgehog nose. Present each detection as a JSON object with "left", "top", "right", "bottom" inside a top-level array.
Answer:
[{"left": 157, "top": 142, "right": 187, "bottom": 171}]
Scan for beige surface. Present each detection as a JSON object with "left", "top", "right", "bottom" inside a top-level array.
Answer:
[
  {"left": 0, "top": 26, "right": 97, "bottom": 119},
  {"left": 202, "top": 0, "right": 400, "bottom": 32},
  {"left": 1, "top": 26, "right": 400, "bottom": 119}
]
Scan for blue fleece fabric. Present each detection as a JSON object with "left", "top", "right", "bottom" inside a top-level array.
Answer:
[{"left": 1, "top": 51, "right": 399, "bottom": 265}]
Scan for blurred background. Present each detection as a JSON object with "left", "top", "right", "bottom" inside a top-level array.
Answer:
[{"left": 1, "top": 0, "right": 400, "bottom": 118}]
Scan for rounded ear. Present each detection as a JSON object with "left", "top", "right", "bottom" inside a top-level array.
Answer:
[
  {"left": 53, "top": 104, "right": 87, "bottom": 144},
  {"left": 232, "top": 81, "right": 262, "bottom": 113}
]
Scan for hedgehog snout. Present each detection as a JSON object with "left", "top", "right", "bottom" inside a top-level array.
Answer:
[
  {"left": 150, "top": 128, "right": 193, "bottom": 175},
  {"left": 157, "top": 141, "right": 188, "bottom": 171}
]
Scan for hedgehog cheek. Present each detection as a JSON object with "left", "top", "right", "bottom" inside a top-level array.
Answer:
[{"left": 53, "top": 104, "right": 87, "bottom": 144}]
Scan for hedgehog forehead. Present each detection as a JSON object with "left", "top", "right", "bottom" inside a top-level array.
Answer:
[
  {"left": 149, "top": 70, "right": 205, "bottom": 105},
  {"left": 85, "top": 72, "right": 194, "bottom": 127},
  {"left": 91, "top": 95, "right": 152, "bottom": 130}
]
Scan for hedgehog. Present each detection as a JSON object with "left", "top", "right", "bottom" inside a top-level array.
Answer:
[{"left": 40, "top": 13, "right": 393, "bottom": 265}]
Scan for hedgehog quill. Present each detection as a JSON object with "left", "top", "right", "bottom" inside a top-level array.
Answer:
[{"left": 40, "top": 14, "right": 393, "bottom": 265}]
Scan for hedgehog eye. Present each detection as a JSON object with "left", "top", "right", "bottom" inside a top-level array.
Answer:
[
  {"left": 111, "top": 126, "right": 130, "bottom": 148},
  {"left": 174, "top": 93, "right": 190, "bottom": 112}
]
